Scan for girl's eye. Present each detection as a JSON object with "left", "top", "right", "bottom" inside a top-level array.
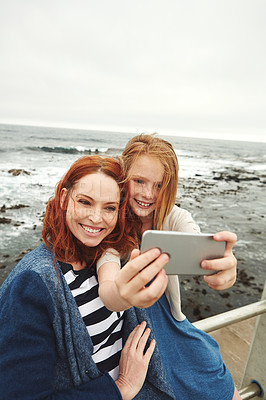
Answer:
[
  {"left": 156, "top": 183, "right": 162, "bottom": 189},
  {"left": 134, "top": 179, "right": 144, "bottom": 184}
]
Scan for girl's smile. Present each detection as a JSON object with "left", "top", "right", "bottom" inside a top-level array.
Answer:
[{"left": 128, "top": 155, "right": 164, "bottom": 222}]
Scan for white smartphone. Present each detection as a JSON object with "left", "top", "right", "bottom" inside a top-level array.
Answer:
[{"left": 140, "top": 230, "right": 226, "bottom": 275}]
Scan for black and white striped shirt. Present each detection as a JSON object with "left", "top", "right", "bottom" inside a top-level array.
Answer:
[{"left": 60, "top": 262, "right": 124, "bottom": 380}]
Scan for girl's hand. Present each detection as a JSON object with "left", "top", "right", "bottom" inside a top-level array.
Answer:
[
  {"left": 115, "top": 248, "right": 169, "bottom": 308},
  {"left": 115, "top": 321, "right": 155, "bottom": 400},
  {"left": 202, "top": 231, "right": 237, "bottom": 290}
]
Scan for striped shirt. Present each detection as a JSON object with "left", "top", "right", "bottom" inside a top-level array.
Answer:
[{"left": 60, "top": 262, "right": 124, "bottom": 380}]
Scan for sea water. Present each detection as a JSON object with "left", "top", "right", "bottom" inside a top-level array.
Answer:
[{"left": 0, "top": 123, "right": 265, "bottom": 318}]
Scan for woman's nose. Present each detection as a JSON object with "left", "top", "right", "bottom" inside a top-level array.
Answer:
[{"left": 87, "top": 208, "right": 103, "bottom": 223}]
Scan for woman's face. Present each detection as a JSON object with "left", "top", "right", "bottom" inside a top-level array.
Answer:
[
  {"left": 128, "top": 155, "right": 164, "bottom": 221},
  {"left": 61, "top": 172, "right": 120, "bottom": 247}
]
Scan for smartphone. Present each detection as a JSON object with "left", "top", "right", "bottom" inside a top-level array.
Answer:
[{"left": 140, "top": 230, "right": 226, "bottom": 275}]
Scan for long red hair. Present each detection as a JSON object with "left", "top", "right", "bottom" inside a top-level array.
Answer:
[
  {"left": 122, "top": 134, "right": 179, "bottom": 230},
  {"left": 42, "top": 155, "right": 137, "bottom": 268}
]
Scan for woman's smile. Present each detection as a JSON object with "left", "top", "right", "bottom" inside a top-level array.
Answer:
[
  {"left": 61, "top": 172, "right": 120, "bottom": 247},
  {"left": 80, "top": 224, "right": 104, "bottom": 235}
]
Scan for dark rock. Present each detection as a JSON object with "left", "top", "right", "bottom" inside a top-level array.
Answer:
[
  {"left": 9, "top": 204, "right": 29, "bottom": 210},
  {"left": 1, "top": 204, "right": 29, "bottom": 212},
  {"left": 212, "top": 169, "right": 260, "bottom": 183},
  {"left": 219, "top": 292, "right": 230, "bottom": 298},
  {"left": 8, "top": 169, "right": 30, "bottom": 176},
  {"left": 0, "top": 217, "right": 12, "bottom": 224},
  {"left": 193, "top": 305, "right": 201, "bottom": 316}
]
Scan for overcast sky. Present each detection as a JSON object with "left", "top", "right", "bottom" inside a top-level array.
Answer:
[{"left": 0, "top": 0, "right": 266, "bottom": 142}]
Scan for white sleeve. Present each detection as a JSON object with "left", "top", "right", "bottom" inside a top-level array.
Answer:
[
  {"left": 165, "top": 275, "right": 186, "bottom": 321},
  {"left": 163, "top": 206, "right": 200, "bottom": 321},
  {"left": 163, "top": 205, "right": 200, "bottom": 233},
  {"left": 96, "top": 248, "right": 121, "bottom": 272}
]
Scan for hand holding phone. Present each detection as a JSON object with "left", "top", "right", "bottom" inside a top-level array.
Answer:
[{"left": 140, "top": 231, "right": 226, "bottom": 275}]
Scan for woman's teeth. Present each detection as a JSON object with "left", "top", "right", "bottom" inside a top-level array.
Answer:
[{"left": 81, "top": 225, "right": 101, "bottom": 233}]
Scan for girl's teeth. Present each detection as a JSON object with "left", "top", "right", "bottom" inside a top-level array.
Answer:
[
  {"left": 82, "top": 225, "right": 101, "bottom": 233},
  {"left": 136, "top": 200, "right": 151, "bottom": 207}
]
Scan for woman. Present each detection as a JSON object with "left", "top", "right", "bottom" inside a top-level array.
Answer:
[
  {"left": 0, "top": 155, "right": 172, "bottom": 400},
  {"left": 97, "top": 134, "right": 241, "bottom": 399}
]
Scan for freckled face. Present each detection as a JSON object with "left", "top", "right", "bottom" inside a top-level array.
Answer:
[
  {"left": 128, "top": 155, "right": 164, "bottom": 222},
  {"left": 61, "top": 172, "right": 120, "bottom": 247}
]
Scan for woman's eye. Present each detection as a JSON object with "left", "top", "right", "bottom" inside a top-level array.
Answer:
[
  {"left": 78, "top": 199, "right": 91, "bottom": 206},
  {"left": 156, "top": 183, "right": 162, "bottom": 189},
  {"left": 134, "top": 179, "right": 144, "bottom": 184},
  {"left": 105, "top": 206, "right": 117, "bottom": 212}
]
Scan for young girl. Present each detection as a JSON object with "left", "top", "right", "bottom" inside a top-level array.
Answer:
[
  {"left": 96, "top": 134, "right": 241, "bottom": 399},
  {"left": 0, "top": 155, "right": 172, "bottom": 400}
]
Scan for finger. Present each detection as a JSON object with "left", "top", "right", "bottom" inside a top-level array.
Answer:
[
  {"left": 204, "top": 269, "right": 236, "bottom": 290},
  {"left": 205, "top": 277, "right": 236, "bottom": 290},
  {"left": 201, "top": 257, "right": 228, "bottom": 272},
  {"left": 130, "top": 321, "right": 147, "bottom": 349},
  {"left": 213, "top": 231, "right": 237, "bottom": 254},
  {"left": 130, "top": 269, "right": 168, "bottom": 308},
  {"left": 127, "top": 253, "right": 169, "bottom": 292},
  {"left": 123, "top": 324, "right": 141, "bottom": 352},
  {"left": 136, "top": 327, "right": 152, "bottom": 353},
  {"left": 202, "top": 251, "right": 237, "bottom": 273},
  {"left": 144, "top": 338, "right": 156, "bottom": 362},
  {"left": 129, "top": 248, "right": 141, "bottom": 261},
  {"left": 207, "top": 282, "right": 235, "bottom": 290},
  {"left": 119, "top": 248, "right": 163, "bottom": 283}
]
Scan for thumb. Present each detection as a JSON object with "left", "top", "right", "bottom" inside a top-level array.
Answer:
[{"left": 130, "top": 248, "right": 141, "bottom": 261}]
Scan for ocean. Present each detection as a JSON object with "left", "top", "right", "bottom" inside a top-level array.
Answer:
[{"left": 0, "top": 123, "right": 265, "bottom": 321}]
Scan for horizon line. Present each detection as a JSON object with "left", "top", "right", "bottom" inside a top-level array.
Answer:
[{"left": 0, "top": 119, "right": 265, "bottom": 145}]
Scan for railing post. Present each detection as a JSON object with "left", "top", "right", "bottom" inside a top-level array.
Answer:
[{"left": 240, "top": 282, "right": 266, "bottom": 399}]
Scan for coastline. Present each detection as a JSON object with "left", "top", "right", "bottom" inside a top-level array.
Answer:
[
  {"left": 0, "top": 240, "right": 263, "bottom": 323},
  {"left": 0, "top": 127, "right": 265, "bottom": 322},
  {"left": 1, "top": 171, "right": 265, "bottom": 322}
]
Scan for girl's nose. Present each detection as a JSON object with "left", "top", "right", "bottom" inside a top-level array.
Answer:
[{"left": 142, "top": 184, "right": 154, "bottom": 200}]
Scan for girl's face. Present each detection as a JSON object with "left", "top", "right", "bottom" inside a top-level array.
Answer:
[
  {"left": 128, "top": 155, "right": 164, "bottom": 222},
  {"left": 61, "top": 172, "right": 120, "bottom": 247}
]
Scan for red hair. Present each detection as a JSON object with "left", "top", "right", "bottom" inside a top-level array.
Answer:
[
  {"left": 122, "top": 134, "right": 179, "bottom": 230},
  {"left": 42, "top": 155, "right": 138, "bottom": 268}
]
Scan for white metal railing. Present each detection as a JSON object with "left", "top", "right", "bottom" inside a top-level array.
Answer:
[
  {"left": 193, "top": 299, "right": 266, "bottom": 333},
  {"left": 192, "top": 282, "right": 266, "bottom": 399}
]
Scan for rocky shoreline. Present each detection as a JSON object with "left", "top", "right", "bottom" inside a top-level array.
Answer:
[{"left": 1, "top": 166, "right": 265, "bottom": 322}]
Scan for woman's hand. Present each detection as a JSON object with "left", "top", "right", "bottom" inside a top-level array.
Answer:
[
  {"left": 115, "top": 321, "right": 155, "bottom": 400},
  {"left": 114, "top": 248, "right": 169, "bottom": 308},
  {"left": 202, "top": 231, "right": 237, "bottom": 290}
]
